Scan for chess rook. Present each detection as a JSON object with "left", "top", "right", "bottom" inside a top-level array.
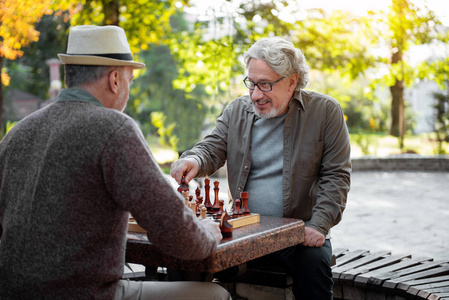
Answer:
[{"left": 240, "top": 192, "right": 251, "bottom": 216}]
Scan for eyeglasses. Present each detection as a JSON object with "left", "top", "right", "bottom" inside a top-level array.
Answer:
[{"left": 243, "top": 76, "right": 285, "bottom": 92}]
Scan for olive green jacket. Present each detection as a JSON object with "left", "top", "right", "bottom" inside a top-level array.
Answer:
[{"left": 182, "top": 90, "right": 351, "bottom": 236}]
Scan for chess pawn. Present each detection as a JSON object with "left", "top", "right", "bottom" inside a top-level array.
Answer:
[
  {"left": 211, "top": 180, "right": 220, "bottom": 212},
  {"left": 189, "top": 200, "right": 196, "bottom": 215},
  {"left": 196, "top": 197, "right": 204, "bottom": 217},
  {"left": 182, "top": 191, "right": 189, "bottom": 206},
  {"left": 200, "top": 206, "right": 207, "bottom": 220},
  {"left": 177, "top": 175, "right": 189, "bottom": 193},
  {"left": 240, "top": 192, "right": 251, "bottom": 216},
  {"left": 232, "top": 199, "right": 243, "bottom": 218},
  {"left": 204, "top": 176, "right": 212, "bottom": 212},
  {"left": 216, "top": 199, "right": 225, "bottom": 217}
]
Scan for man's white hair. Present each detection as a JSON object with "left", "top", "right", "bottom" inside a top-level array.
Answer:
[{"left": 244, "top": 37, "right": 310, "bottom": 91}]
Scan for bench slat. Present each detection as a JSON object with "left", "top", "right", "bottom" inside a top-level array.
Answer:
[{"left": 354, "top": 256, "right": 431, "bottom": 288}]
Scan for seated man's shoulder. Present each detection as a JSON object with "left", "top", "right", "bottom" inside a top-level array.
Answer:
[{"left": 301, "top": 89, "right": 341, "bottom": 108}]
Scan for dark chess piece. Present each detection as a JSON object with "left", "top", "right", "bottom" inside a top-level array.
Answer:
[
  {"left": 220, "top": 212, "right": 233, "bottom": 238},
  {"left": 216, "top": 199, "right": 225, "bottom": 217},
  {"left": 177, "top": 175, "right": 189, "bottom": 193},
  {"left": 232, "top": 199, "right": 243, "bottom": 218},
  {"left": 204, "top": 176, "right": 212, "bottom": 212},
  {"left": 240, "top": 192, "right": 251, "bottom": 216},
  {"left": 211, "top": 180, "right": 220, "bottom": 212}
]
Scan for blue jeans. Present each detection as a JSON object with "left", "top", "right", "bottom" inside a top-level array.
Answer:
[{"left": 272, "top": 240, "right": 333, "bottom": 300}]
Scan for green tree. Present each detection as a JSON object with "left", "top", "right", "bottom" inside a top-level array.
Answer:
[{"left": 368, "top": 0, "right": 443, "bottom": 149}]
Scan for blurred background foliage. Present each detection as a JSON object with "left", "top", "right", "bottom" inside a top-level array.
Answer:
[{"left": 1, "top": 0, "right": 449, "bottom": 157}]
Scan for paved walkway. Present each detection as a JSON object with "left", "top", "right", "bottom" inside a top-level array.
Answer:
[{"left": 331, "top": 171, "right": 449, "bottom": 261}]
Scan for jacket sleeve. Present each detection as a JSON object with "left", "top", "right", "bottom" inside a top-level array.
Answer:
[
  {"left": 100, "top": 118, "right": 217, "bottom": 260},
  {"left": 180, "top": 101, "right": 236, "bottom": 178},
  {"left": 308, "top": 102, "right": 351, "bottom": 236}
]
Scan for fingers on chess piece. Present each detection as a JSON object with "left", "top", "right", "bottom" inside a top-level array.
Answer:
[{"left": 177, "top": 175, "right": 189, "bottom": 193}]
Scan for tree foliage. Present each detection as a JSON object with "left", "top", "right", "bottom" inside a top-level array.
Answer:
[
  {"left": 367, "top": 0, "right": 443, "bottom": 148},
  {"left": 4, "top": 0, "right": 449, "bottom": 155},
  {"left": 0, "top": 0, "right": 55, "bottom": 130}
]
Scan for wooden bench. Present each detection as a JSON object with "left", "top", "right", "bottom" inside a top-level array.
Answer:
[
  {"left": 332, "top": 248, "right": 449, "bottom": 300},
  {"left": 215, "top": 248, "right": 449, "bottom": 300},
  {"left": 124, "top": 249, "right": 449, "bottom": 300}
]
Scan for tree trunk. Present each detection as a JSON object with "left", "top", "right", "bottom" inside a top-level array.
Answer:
[
  {"left": 389, "top": 50, "right": 405, "bottom": 149},
  {"left": 102, "top": 0, "right": 119, "bottom": 26}
]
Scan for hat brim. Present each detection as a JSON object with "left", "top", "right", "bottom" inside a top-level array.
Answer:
[{"left": 58, "top": 54, "right": 145, "bottom": 69}]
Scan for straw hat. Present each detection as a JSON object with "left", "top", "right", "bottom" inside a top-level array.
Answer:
[{"left": 58, "top": 25, "right": 145, "bottom": 69}]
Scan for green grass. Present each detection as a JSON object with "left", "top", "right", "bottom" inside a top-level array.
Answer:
[{"left": 350, "top": 132, "right": 449, "bottom": 157}]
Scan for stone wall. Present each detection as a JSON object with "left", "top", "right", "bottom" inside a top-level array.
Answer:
[{"left": 351, "top": 154, "right": 449, "bottom": 171}]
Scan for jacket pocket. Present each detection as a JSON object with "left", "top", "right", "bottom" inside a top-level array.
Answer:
[{"left": 298, "top": 142, "right": 324, "bottom": 177}]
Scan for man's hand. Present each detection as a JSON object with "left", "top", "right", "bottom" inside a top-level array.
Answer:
[
  {"left": 201, "top": 218, "right": 223, "bottom": 243},
  {"left": 301, "top": 226, "right": 325, "bottom": 247},
  {"left": 170, "top": 158, "right": 199, "bottom": 184}
]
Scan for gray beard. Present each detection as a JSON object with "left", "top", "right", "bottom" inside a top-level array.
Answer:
[{"left": 253, "top": 101, "right": 287, "bottom": 119}]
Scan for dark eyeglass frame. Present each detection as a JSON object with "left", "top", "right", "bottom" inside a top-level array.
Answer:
[{"left": 243, "top": 76, "right": 285, "bottom": 92}]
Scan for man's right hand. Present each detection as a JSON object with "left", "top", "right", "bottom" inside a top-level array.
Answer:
[{"left": 170, "top": 157, "right": 199, "bottom": 185}]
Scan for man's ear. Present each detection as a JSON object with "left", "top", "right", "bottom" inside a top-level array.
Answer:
[
  {"left": 108, "top": 69, "right": 120, "bottom": 94},
  {"left": 288, "top": 73, "right": 299, "bottom": 93}
]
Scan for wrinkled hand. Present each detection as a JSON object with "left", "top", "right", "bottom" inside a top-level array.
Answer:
[
  {"left": 170, "top": 158, "right": 199, "bottom": 185},
  {"left": 201, "top": 218, "right": 223, "bottom": 243},
  {"left": 301, "top": 227, "right": 325, "bottom": 247}
]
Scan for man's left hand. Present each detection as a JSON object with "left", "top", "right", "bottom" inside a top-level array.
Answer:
[{"left": 301, "top": 227, "right": 325, "bottom": 247}]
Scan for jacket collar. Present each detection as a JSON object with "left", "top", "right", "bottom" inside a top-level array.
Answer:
[
  {"left": 56, "top": 88, "right": 104, "bottom": 108},
  {"left": 289, "top": 90, "right": 306, "bottom": 111}
]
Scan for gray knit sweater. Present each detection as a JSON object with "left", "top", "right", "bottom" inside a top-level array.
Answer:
[{"left": 0, "top": 88, "right": 217, "bottom": 299}]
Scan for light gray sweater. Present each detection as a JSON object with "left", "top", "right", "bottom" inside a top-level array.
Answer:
[{"left": 0, "top": 88, "right": 217, "bottom": 299}]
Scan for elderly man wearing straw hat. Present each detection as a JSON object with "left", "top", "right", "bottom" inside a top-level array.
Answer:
[{"left": 0, "top": 25, "right": 231, "bottom": 300}]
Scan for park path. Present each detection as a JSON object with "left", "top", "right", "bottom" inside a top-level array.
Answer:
[{"left": 331, "top": 171, "right": 449, "bottom": 261}]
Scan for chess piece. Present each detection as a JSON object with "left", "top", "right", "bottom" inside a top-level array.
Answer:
[
  {"left": 200, "top": 206, "right": 207, "bottom": 220},
  {"left": 189, "top": 200, "right": 196, "bottom": 215},
  {"left": 204, "top": 176, "right": 212, "bottom": 212},
  {"left": 195, "top": 187, "right": 201, "bottom": 200},
  {"left": 211, "top": 180, "right": 220, "bottom": 212},
  {"left": 182, "top": 191, "right": 189, "bottom": 206},
  {"left": 232, "top": 199, "right": 243, "bottom": 218},
  {"left": 240, "top": 192, "right": 251, "bottom": 216},
  {"left": 216, "top": 199, "right": 225, "bottom": 217},
  {"left": 177, "top": 175, "right": 189, "bottom": 193},
  {"left": 219, "top": 212, "right": 233, "bottom": 238},
  {"left": 195, "top": 197, "right": 203, "bottom": 217}
]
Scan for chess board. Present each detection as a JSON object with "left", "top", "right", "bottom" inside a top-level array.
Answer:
[
  {"left": 128, "top": 213, "right": 260, "bottom": 234},
  {"left": 128, "top": 176, "right": 259, "bottom": 235}
]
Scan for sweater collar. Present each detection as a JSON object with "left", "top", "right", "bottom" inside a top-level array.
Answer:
[{"left": 56, "top": 88, "right": 104, "bottom": 108}]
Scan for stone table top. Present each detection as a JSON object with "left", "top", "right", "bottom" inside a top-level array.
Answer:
[{"left": 126, "top": 216, "right": 304, "bottom": 273}]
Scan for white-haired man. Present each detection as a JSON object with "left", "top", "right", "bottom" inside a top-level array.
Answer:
[
  {"left": 0, "top": 25, "right": 231, "bottom": 300},
  {"left": 171, "top": 37, "right": 351, "bottom": 299}
]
